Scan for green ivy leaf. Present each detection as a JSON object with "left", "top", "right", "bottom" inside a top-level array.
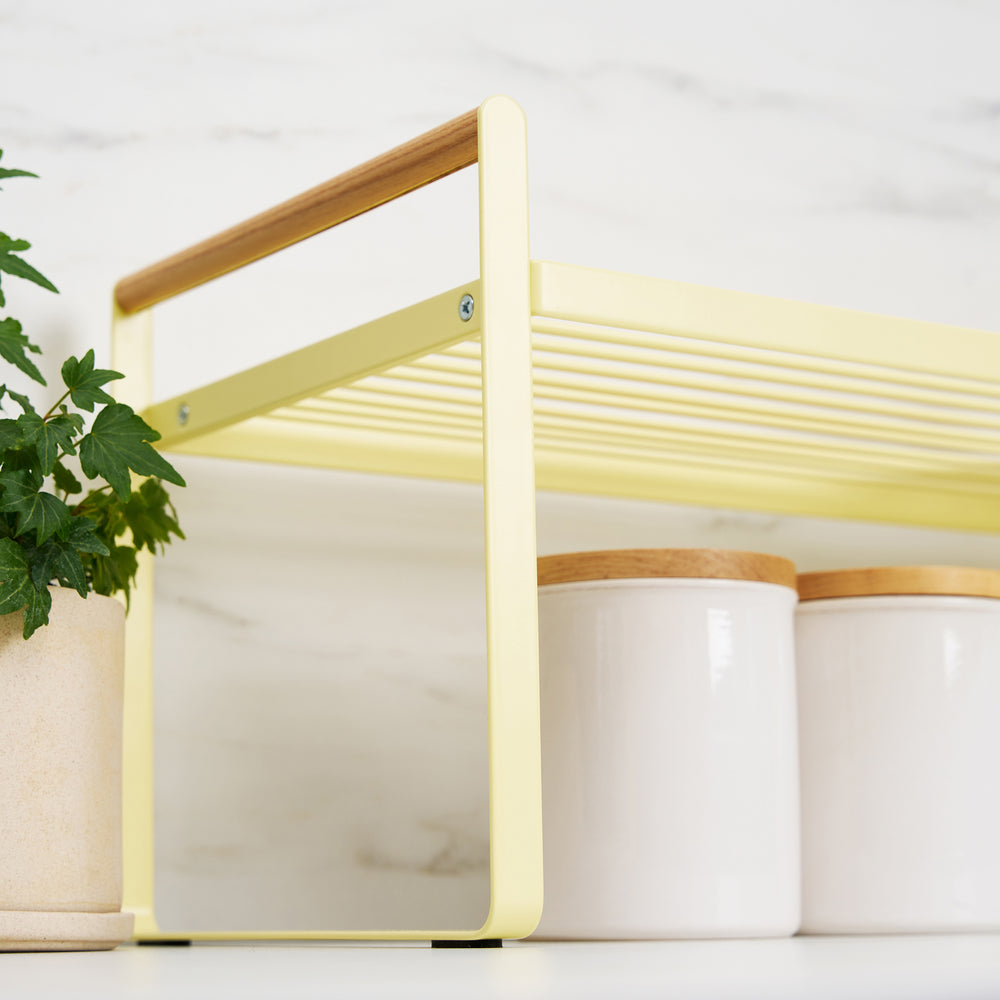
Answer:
[
  {"left": 47, "top": 413, "right": 81, "bottom": 454},
  {"left": 123, "top": 477, "right": 185, "bottom": 552},
  {"left": 63, "top": 514, "right": 110, "bottom": 556},
  {"left": 54, "top": 544, "right": 87, "bottom": 596},
  {"left": 5, "top": 388, "right": 36, "bottom": 414},
  {"left": 57, "top": 405, "right": 84, "bottom": 428},
  {"left": 0, "top": 536, "right": 51, "bottom": 638},
  {"left": 86, "top": 543, "right": 138, "bottom": 602},
  {"left": 22, "top": 584, "right": 52, "bottom": 639},
  {"left": 26, "top": 537, "right": 58, "bottom": 590},
  {"left": 0, "top": 469, "right": 71, "bottom": 544},
  {"left": 0, "top": 247, "right": 58, "bottom": 294},
  {"left": 17, "top": 412, "right": 59, "bottom": 474},
  {"left": 79, "top": 403, "right": 186, "bottom": 500},
  {"left": 0, "top": 317, "right": 45, "bottom": 386},
  {"left": 27, "top": 537, "right": 88, "bottom": 598},
  {"left": 0, "top": 154, "right": 185, "bottom": 614},
  {"left": 0, "top": 451, "right": 42, "bottom": 488},
  {"left": 0, "top": 536, "right": 32, "bottom": 612},
  {"left": 52, "top": 459, "right": 83, "bottom": 496},
  {"left": 0, "top": 150, "right": 38, "bottom": 184},
  {"left": 25, "top": 494, "right": 72, "bottom": 544},
  {"left": 0, "top": 234, "right": 31, "bottom": 254},
  {"left": 0, "top": 417, "right": 22, "bottom": 455},
  {"left": 61, "top": 349, "right": 124, "bottom": 412}
]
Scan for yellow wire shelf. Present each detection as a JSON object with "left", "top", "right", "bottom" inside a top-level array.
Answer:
[
  {"left": 147, "top": 260, "right": 1000, "bottom": 533},
  {"left": 112, "top": 96, "right": 1000, "bottom": 946}
]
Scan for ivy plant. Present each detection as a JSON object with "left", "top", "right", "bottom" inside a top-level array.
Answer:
[{"left": 0, "top": 150, "right": 185, "bottom": 638}]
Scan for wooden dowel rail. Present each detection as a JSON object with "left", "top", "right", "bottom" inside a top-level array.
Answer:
[{"left": 114, "top": 108, "right": 480, "bottom": 314}]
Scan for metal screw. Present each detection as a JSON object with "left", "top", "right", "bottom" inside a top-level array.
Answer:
[
  {"left": 178, "top": 403, "right": 190, "bottom": 426},
  {"left": 458, "top": 293, "right": 475, "bottom": 321}
]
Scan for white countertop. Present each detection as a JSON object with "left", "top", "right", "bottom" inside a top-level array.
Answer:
[{"left": 4, "top": 935, "right": 1000, "bottom": 1000}]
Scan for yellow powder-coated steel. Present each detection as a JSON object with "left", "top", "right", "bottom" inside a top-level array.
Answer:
[
  {"left": 114, "top": 95, "right": 540, "bottom": 942},
  {"left": 109, "top": 304, "right": 157, "bottom": 939},
  {"left": 113, "top": 95, "right": 1000, "bottom": 942},
  {"left": 157, "top": 257, "right": 1000, "bottom": 531}
]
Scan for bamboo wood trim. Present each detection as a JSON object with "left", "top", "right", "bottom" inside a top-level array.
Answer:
[
  {"left": 114, "top": 108, "right": 479, "bottom": 313},
  {"left": 798, "top": 565, "right": 1000, "bottom": 601},
  {"left": 537, "top": 548, "right": 797, "bottom": 590}
]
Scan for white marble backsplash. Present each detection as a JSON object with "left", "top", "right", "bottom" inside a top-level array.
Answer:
[
  {"left": 2, "top": 0, "right": 999, "bottom": 933},
  {"left": 153, "top": 458, "right": 492, "bottom": 931}
]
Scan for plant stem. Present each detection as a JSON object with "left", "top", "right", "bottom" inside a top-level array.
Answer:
[
  {"left": 42, "top": 389, "right": 72, "bottom": 420},
  {"left": 72, "top": 483, "right": 113, "bottom": 513}
]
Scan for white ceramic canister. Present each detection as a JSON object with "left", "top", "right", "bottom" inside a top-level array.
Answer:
[
  {"left": 797, "top": 566, "right": 1000, "bottom": 934},
  {"left": 532, "top": 548, "right": 800, "bottom": 940}
]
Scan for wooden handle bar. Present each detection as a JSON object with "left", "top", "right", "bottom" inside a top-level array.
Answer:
[{"left": 114, "top": 108, "right": 479, "bottom": 314}]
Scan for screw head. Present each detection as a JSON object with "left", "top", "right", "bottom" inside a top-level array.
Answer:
[
  {"left": 178, "top": 403, "right": 190, "bottom": 426},
  {"left": 458, "top": 293, "right": 475, "bottom": 321}
]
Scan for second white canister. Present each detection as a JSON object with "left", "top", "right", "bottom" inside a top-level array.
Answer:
[
  {"left": 533, "top": 548, "right": 801, "bottom": 940},
  {"left": 797, "top": 566, "right": 1000, "bottom": 934}
]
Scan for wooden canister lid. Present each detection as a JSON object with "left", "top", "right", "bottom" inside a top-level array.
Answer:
[
  {"left": 798, "top": 566, "right": 1000, "bottom": 601},
  {"left": 537, "top": 548, "right": 797, "bottom": 590}
]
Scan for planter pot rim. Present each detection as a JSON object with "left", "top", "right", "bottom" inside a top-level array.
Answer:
[{"left": 11, "top": 587, "right": 125, "bottom": 636}]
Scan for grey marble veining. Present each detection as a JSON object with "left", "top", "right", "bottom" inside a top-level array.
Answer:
[{"left": 152, "top": 458, "right": 492, "bottom": 931}]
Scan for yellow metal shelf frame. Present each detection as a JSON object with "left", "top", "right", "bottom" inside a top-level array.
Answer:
[
  {"left": 112, "top": 95, "right": 1000, "bottom": 942},
  {"left": 150, "top": 260, "right": 1000, "bottom": 534},
  {"left": 114, "top": 96, "right": 540, "bottom": 943}
]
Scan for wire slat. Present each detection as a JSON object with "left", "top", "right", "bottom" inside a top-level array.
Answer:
[
  {"left": 531, "top": 425, "right": 1000, "bottom": 497},
  {"left": 532, "top": 433, "right": 989, "bottom": 500},
  {"left": 386, "top": 341, "right": 1000, "bottom": 447},
  {"left": 529, "top": 371, "right": 1000, "bottom": 452},
  {"left": 530, "top": 317, "right": 1000, "bottom": 407},
  {"left": 284, "top": 328, "right": 1000, "bottom": 485},
  {"left": 289, "top": 383, "right": 1000, "bottom": 476},
  {"left": 267, "top": 406, "right": 483, "bottom": 445},
  {"left": 145, "top": 263, "right": 1000, "bottom": 531},
  {"left": 526, "top": 348, "right": 1000, "bottom": 433}
]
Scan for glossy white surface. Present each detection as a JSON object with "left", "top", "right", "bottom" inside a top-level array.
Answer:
[
  {"left": 797, "top": 596, "right": 1000, "bottom": 933},
  {"left": 5, "top": 937, "right": 1000, "bottom": 1000},
  {"left": 535, "top": 578, "right": 799, "bottom": 938},
  {"left": 3, "top": 0, "right": 1000, "bottom": 936}
]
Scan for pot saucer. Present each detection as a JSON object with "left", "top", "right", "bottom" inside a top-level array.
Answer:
[{"left": 0, "top": 910, "right": 133, "bottom": 951}]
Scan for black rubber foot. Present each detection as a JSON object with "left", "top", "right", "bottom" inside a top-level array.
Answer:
[
  {"left": 136, "top": 939, "right": 193, "bottom": 946},
  {"left": 431, "top": 939, "right": 503, "bottom": 949}
]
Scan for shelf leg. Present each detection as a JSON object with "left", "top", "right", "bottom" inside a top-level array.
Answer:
[{"left": 431, "top": 939, "right": 503, "bottom": 949}]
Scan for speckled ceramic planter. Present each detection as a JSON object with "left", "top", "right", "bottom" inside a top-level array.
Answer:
[{"left": 0, "top": 587, "right": 133, "bottom": 951}]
